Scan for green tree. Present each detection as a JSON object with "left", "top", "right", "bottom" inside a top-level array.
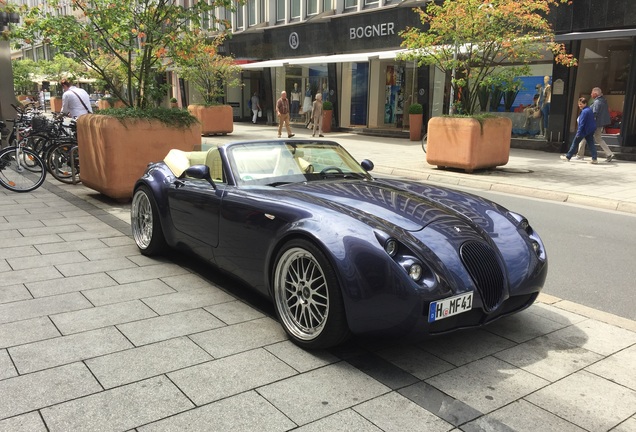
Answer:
[
  {"left": 12, "top": 58, "right": 39, "bottom": 94},
  {"left": 400, "top": 0, "right": 577, "bottom": 115},
  {"left": 10, "top": 0, "right": 236, "bottom": 108}
]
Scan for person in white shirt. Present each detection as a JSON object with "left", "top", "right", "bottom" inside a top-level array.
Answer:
[{"left": 60, "top": 78, "right": 93, "bottom": 117}]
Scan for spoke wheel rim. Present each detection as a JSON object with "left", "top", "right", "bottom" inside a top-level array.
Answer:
[
  {"left": 131, "top": 191, "right": 153, "bottom": 249},
  {"left": 274, "top": 247, "right": 329, "bottom": 341}
]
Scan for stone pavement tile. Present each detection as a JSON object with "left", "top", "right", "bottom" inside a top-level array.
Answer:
[
  {"left": 398, "top": 381, "right": 482, "bottom": 427},
  {"left": 549, "top": 319, "right": 636, "bottom": 356},
  {"left": 205, "top": 299, "right": 266, "bottom": 324},
  {"left": 462, "top": 399, "right": 586, "bottom": 432},
  {"left": 376, "top": 345, "right": 454, "bottom": 380},
  {"left": 265, "top": 340, "right": 339, "bottom": 373},
  {"left": 162, "top": 273, "right": 219, "bottom": 292},
  {"left": 494, "top": 332, "right": 603, "bottom": 382},
  {"left": 41, "top": 215, "right": 102, "bottom": 228},
  {"left": 0, "top": 292, "right": 91, "bottom": 325},
  {"left": 585, "top": 343, "right": 636, "bottom": 391},
  {"left": 0, "top": 362, "right": 100, "bottom": 420},
  {"left": 58, "top": 227, "right": 125, "bottom": 242},
  {"left": 258, "top": 362, "right": 389, "bottom": 426},
  {"left": 527, "top": 303, "right": 587, "bottom": 326},
  {"left": 107, "top": 263, "right": 192, "bottom": 284},
  {"left": 141, "top": 286, "right": 235, "bottom": 316},
  {"left": 419, "top": 329, "right": 516, "bottom": 366},
  {"left": 0, "top": 219, "right": 44, "bottom": 232},
  {"left": 1, "top": 229, "right": 22, "bottom": 240},
  {"left": 4, "top": 235, "right": 67, "bottom": 249},
  {"left": 354, "top": 391, "right": 452, "bottom": 432},
  {"left": 0, "top": 412, "right": 48, "bottom": 432},
  {"left": 17, "top": 224, "right": 85, "bottom": 238},
  {"left": 168, "top": 348, "right": 297, "bottom": 405},
  {"left": 4, "top": 213, "right": 65, "bottom": 223},
  {"left": 9, "top": 326, "right": 132, "bottom": 374},
  {"left": 0, "top": 284, "right": 32, "bottom": 304},
  {"left": 0, "top": 316, "right": 60, "bottom": 349},
  {"left": 0, "top": 266, "right": 63, "bottom": 289},
  {"left": 0, "top": 245, "right": 40, "bottom": 260},
  {"left": 138, "top": 390, "right": 296, "bottom": 432},
  {"left": 80, "top": 244, "right": 140, "bottom": 261},
  {"left": 613, "top": 417, "right": 636, "bottom": 432},
  {"left": 82, "top": 279, "right": 176, "bottom": 306},
  {"left": 55, "top": 257, "right": 139, "bottom": 278},
  {"left": 34, "top": 238, "right": 107, "bottom": 254},
  {"left": 7, "top": 251, "right": 88, "bottom": 271},
  {"left": 0, "top": 349, "right": 17, "bottom": 380},
  {"left": 26, "top": 273, "right": 116, "bottom": 298},
  {"left": 346, "top": 353, "right": 420, "bottom": 390},
  {"left": 127, "top": 254, "right": 174, "bottom": 267},
  {"left": 190, "top": 317, "right": 288, "bottom": 358},
  {"left": 483, "top": 309, "right": 567, "bottom": 343},
  {"left": 425, "top": 356, "right": 549, "bottom": 414},
  {"left": 293, "top": 409, "right": 382, "bottom": 432},
  {"left": 86, "top": 337, "right": 212, "bottom": 389},
  {"left": 117, "top": 309, "right": 226, "bottom": 347},
  {"left": 40, "top": 376, "right": 194, "bottom": 432},
  {"left": 101, "top": 236, "right": 134, "bottom": 247},
  {"left": 525, "top": 370, "right": 636, "bottom": 431}
]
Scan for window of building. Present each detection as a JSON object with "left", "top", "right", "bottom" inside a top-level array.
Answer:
[
  {"left": 364, "top": 0, "right": 379, "bottom": 7},
  {"left": 291, "top": 0, "right": 301, "bottom": 19},
  {"left": 236, "top": 3, "right": 244, "bottom": 29},
  {"left": 344, "top": 0, "right": 357, "bottom": 10},
  {"left": 248, "top": 0, "right": 256, "bottom": 26},
  {"left": 307, "top": 0, "right": 318, "bottom": 16},
  {"left": 276, "top": 0, "right": 285, "bottom": 22},
  {"left": 324, "top": 0, "right": 332, "bottom": 9}
]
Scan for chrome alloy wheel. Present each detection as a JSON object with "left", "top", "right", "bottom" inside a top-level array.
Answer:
[
  {"left": 131, "top": 189, "right": 153, "bottom": 250},
  {"left": 274, "top": 247, "right": 330, "bottom": 341}
]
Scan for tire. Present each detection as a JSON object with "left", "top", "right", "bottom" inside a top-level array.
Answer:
[
  {"left": 131, "top": 185, "right": 167, "bottom": 256},
  {"left": 272, "top": 239, "right": 350, "bottom": 349},
  {"left": 46, "top": 141, "right": 80, "bottom": 184},
  {"left": 0, "top": 147, "right": 46, "bottom": 192}
]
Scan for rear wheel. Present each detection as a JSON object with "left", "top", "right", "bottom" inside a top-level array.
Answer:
[
  {"left": 131, "top": 185, "right": 167, "bottom": 256},
  {"left": 46, "top": 141, "right": 80, "bottom": 184},
  {"left": 272, "top": 239, "right": 350, "bottom": 349}
]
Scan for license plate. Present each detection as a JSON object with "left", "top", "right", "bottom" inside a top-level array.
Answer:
[{"left": 428, "top": 292, "right": 473, "bottom": 323}]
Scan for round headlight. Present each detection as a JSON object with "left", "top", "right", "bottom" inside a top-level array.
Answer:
[
  {"left": 409, "top": 264, "right": 422, "bottom": 281},
  {"left": 384, "top": 239, "right": 398, "bottom": 257},
  {"left": 531, "top": 240, "right": 540, "bottom": 254}
]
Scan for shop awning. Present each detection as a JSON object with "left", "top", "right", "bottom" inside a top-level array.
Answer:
[
  {"left": 239, "top": 49, "right": 410, "bottom": 69},
  {"left": 556, "top": 28, "right": 636, "bottom": 41}
]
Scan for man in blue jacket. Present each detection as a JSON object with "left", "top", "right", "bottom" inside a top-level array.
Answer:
[
  {"left": 561, "top": 97, "right": 598, "bottom": 164},
  {"left": 576, "top": 87, "right": 616, "bottom": 162}
]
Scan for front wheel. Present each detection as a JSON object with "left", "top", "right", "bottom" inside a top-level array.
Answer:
[
  {"left": 272, "top": 239, "right": 350, "bottom": 349},
  {"left": 0, "top": 147, "right": 46, "bottom": 192},
  {"left": 131, "top": 185, "right": 167, "bottom": 256}
]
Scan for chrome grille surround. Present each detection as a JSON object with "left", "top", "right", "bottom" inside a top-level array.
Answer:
[{"left": 459, "top": 241, "right": 505, "bottom": 312}]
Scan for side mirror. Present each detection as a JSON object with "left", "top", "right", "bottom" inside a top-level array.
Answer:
[
  {"left": 361, "top": 159, "right": 374, "bottom": 172},
  {"left": 184, "top": 164, "right": 216, "bottom": 188}
]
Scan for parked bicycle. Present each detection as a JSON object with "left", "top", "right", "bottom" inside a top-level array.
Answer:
[{"left": 0, "top": 120, "right": 47, "bottom": 192}]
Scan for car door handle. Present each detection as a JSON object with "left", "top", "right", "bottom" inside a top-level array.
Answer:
[{"left": 174, "top": 179, "right": 186, "bottom": 188}]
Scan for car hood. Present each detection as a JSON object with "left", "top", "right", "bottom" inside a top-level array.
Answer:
[{"left": 276, "top": 178, "right": 508, "bottom": 233}]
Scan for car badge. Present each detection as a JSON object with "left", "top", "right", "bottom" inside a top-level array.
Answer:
[
  {"left": 264, "top": 213, "right": 276, "bottom": 220},
  {"left": 454, "top": 226, "right": 461, "bottom": 232}
]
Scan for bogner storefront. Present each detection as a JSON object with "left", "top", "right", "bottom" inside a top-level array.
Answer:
[{"left": 224, "top": 5, "right": 427, "bottom": 131}]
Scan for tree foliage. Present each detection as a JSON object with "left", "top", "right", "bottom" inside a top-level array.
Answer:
[
  {"left": 10, "top": 0, "right": 236, "bottom": 108},
  {"left": 400, "top": 0, "right": 577, "bottom": 115}
]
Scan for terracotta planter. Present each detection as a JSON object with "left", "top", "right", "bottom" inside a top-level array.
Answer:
[
  {"left": 97, "top": 99, "right": 125, "bottom": 110},
  {"left": 426, "top": 116, "right": 512, "bottom": 173},
  {"left": 76, "top": 114, "right": 202, "bottom": 200},
  {"left": 187, "top": 104, "right": 233, "bottom": 135},
  {"left": 322, "top": 110, "right": 333, "bottom": 133},
  {"left": 50, "top": 97, "right": 63, "bottom": 112},
  {"left": 409, "top": 113, "right": 423, "bottom": 141}
]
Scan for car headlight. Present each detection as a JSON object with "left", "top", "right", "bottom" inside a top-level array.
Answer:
[
  {"left": 384, "top": 238, "right": 398, "bottom": 257},
  {"left": 409, "top": 263, "right": 423, "bottom": 281},
  {"left": 507, "top": 211, "right": 546, "bottom": 261}
]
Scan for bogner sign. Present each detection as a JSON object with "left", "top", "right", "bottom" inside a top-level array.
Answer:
[{"left": 350, "top": 22, "right": 395, "bottom": 40}]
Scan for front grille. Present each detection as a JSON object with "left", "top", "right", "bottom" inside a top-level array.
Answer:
[{"left": 460, "top": 241, "right": 505, "bottom": 311}]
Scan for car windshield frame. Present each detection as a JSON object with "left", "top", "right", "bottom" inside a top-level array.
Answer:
[{"left": 225, "top": 140, "right": 372, "bottom": 187}]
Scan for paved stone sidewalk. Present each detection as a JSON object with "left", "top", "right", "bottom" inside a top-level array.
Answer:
[{"left": 1, "top": 164, "right": 635, "bottom": 431}]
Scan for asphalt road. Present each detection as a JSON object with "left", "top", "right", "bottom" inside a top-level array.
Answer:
[{"left": 446, "top": 186, "right": 636, "bottom": 321}]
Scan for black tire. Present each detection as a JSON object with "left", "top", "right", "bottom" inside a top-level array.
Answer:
[
  {"left": 131, "top": 185, "right": 168, "bottom": 256},
  {"left": 0, "top": 147, "right": 46, "bottom": 192},
  {"left": 46, "top": 141, "right": 80, "bottom": 184},
  {"left": 272, "top": 239, "right": 350, "bottom": 349}
]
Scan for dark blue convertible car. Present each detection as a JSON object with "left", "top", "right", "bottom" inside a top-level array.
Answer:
[{"left": 131, "top": 140, "right": 547, "bottom": 349}]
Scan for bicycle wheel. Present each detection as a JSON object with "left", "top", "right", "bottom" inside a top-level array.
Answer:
[
  {"left": 46, "top": 141, "right": 80, "bottom": 184},
  {"left": 0, "top": 147, "right": 47, "bottom": 192}
]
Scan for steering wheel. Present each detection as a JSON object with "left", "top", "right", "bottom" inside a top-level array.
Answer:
[{"left": 320, "top": 166, "right": 343, "bottom": 175}]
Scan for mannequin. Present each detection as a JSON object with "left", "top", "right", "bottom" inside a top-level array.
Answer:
[
  {"left": 290, "top": 83, "right": 301, "bottom": 120},
  {"left": 540, "top": 75, "right": 551, "bottom": 136},
  {"left": 302, "top": 85, "right": 313, "bottom": 126}
]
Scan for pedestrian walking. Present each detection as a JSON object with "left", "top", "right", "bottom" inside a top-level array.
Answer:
[
  {"left": 561, "top": 97, "right": 598, "bottom": 164},
  {"left": 576, "top": 87, "right": 616, "bottom": 162},
  {"left": 312, "top": 93, "right": 324, "bottom": 137},
  {"left": 250, "top": 92, "right": 261, "bottom": 124},
  {"left": 276, "top": 91, "right": 294, "bottom": 138},
  {"left": 60, "top": 78, "right": 93, "bottom": 117}
]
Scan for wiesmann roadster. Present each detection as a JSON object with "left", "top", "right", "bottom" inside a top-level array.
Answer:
[{"left": 131, "top": 140, "right": 547, "bottom": 349}]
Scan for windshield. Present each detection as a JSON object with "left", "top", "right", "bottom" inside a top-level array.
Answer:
[{"left": 227, "top": 141, "right": 371, "bottom": 186}]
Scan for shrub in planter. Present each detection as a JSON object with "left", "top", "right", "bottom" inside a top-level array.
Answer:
[
  {"left": 408, "top": 103, "right": 423, "bottom": 141},
  {"left": 322, "top": 101, "right": 334, "bottom": 133}
]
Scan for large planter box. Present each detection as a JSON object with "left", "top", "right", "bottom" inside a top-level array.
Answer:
[
  {"left": 77, "top": 114, "right": 202, "bottom": 200},
  {"left": 322, "top": 110, "right": 333, "bottom": 133},
  {"left": 187, "top": 104, "right": 233, "bottom": 135},
  {"left": 50, "top": 97, "right": 63, "bottom": 113},
  {"left": 96, "top": 99, "right": 125, "bottom": 110},
  {"left": 426, "top": 116, "right": 512, "bottom": 173}
]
